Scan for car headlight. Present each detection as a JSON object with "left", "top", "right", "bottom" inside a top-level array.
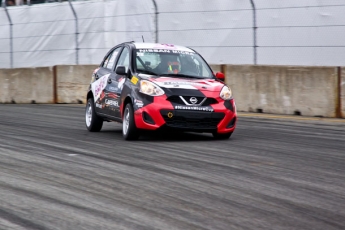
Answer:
[
  {"left": 139, "top": 80, "right": 165, "bottom": 96},
  {"left": 220, "top": 85, "right": 232, "bottom": 100}
]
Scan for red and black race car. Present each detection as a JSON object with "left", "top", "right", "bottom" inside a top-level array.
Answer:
[{"left": 85, "top": 41, "right": 237, "bottom": 140}]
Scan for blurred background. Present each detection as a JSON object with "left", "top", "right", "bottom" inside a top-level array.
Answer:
[{"left": 1, "top": 0, "right": 345, "bottom": 68}]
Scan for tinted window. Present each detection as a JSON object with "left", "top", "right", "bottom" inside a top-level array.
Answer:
[
  {"left": 134, "top": 49, "right": 213, "bottom": 78},
  {"left": 116, "top": 47, "right": 130, "bottom": 71},
  {"left": 102, "top": 47, "right": 122, "bottom": 70}
]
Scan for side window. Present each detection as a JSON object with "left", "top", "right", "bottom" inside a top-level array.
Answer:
[
  {"left": 136, "top": 52, "right": 159, "bottom": 69},
  {"left": 102, "top": 47, "right": 121, "bottom": 70},
  {"left": 116, "top": 47, "right": 130, "bottom": 71},
  {"left": 102, "top": 54, "right": 111, "bottom": 68}
]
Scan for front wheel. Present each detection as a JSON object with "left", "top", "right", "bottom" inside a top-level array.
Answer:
[
  {"left": 122, "top": 103, "right": 140, "bottom": 140},
  {"left": 212, "top": 132, "right": 232, "bottom": 140},
  {"left": 85, "top": 98, "right": 103, "bottom": 132}
]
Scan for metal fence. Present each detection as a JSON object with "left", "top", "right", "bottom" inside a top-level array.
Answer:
[{"left": 1, "top": 0, "right": 345, "bottom": 68}]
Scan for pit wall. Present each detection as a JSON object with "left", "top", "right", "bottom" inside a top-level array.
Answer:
[{"left": 0, "top": 64, "right": 344, "bottom": 118}]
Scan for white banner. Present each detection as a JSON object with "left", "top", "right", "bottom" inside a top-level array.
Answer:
[{"left": 1, "top": 0, "right": 345, "bottom": 68}]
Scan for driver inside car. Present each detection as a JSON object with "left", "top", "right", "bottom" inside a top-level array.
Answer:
[{"left": 153, "top": 55, "right": 181, "bottom": 74}]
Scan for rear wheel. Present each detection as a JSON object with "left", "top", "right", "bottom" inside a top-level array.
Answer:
[
  {"left": 85, "top": 98, "right": 103, "bottom": 132},
  {"left": 122, "top": 103, "right": 140, "bottom": 140},
  {"left": 212, "top": 132, "right": 232, "bottom": 140}
]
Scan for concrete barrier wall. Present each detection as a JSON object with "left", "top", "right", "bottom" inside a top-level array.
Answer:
[
  {"left": 0, "top": 67, "right": 53, "bottom": 103},
  {"left": 0, "top": 64, "right": 344, "bottom": 118},
  {"left": 225, "top": 65, "right": 339, "bottom": 118},
  {"left": 56, "top": 65, "right": 98, "bottom": 104},
  {"left": 341, "top": 68, "right": 345, "bottom": 118},
  {"left": 210, "top": 65, "right": 221, "bottom": 73}
]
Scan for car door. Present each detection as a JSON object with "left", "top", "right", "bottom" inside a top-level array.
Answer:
[
  {"left": 93, "top": 46, "right": 122, "bottom": 116},
  {"left": 106, "top": 46, "right": 131, "bottom": 118}
]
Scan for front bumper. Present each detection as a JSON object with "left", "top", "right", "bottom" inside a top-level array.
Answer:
[{"left": 134, "top": 96, "right": 237, "bottom": 134}]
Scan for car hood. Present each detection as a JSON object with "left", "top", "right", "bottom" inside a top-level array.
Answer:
[{"left": 139, "top": 75, "right": 225, "bottom": 92}]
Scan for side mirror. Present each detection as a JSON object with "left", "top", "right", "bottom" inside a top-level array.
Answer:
[
  {"left": 215, "top": 72, "right": 225, "bottom": 81},
  {"left": 115, "top": 66, "right": 127, "bottom": 76}
]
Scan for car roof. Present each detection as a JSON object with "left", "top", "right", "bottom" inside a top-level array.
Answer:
[{"left": 132, "top": 42, "right": 195, "bottom": 53}]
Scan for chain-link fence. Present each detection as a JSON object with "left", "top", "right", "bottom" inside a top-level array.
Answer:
[{"left": 1, "top": 0, "right": 345, "bottom": 68}]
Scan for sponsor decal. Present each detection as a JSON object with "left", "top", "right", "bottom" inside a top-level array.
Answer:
[
  {"left": 139, "top": 49, "right": 171, "bottom": 53},
  {"left": 107, "top": 92, "right": 118, "bottom": 99},
  {"left": 99, "top": 91, "right": 106, "bottom": 101},
  {"left": 134, "top": 99, "right": 144, "bottom": 108},
  {"left": 153, "top": 78, "right": 222, "bottom": 90},
  {"left": 172, "top": 50, "right": 194, "bottom": 55},
  {"left": 153, "top": 81, "right": 199, "bottom": 89},
  {"left": 131, "top": 76, "right": 139, "bottom": 85},
  {"left": 163, "top": 81, "right": 202, "bottom": 86},
  {"left": 163, "top": 43, "right": 174, "bottom": 46},
  {"left": 109, "top": 86, "right": 117, "bottom": 92},
  {"left": 105, "top": 99, "right": 119, "bottom": 107},
  {"left": 91, "top": 73, "right": 110, "bottom": 101},
  {"left": 138, "top": 49, "right": 194, "bottom": 56},
  {"left": 118, "top": 77, "right": 125, "bottom": 90},
  {"left": 96, "top": 103, "right": 102, "bottom": 108},
  {"left": 175, "top": 105, "right": 213, "bottom": 112},
  {"left": 148, "top": 43, "right": 175, "bottom": 50}
]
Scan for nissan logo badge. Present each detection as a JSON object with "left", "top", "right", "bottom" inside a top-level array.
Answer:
[{"left": 190, "top": 97, "right": 198, "bottom": 104}]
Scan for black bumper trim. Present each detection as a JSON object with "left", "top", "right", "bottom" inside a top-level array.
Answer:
[{"left": 160, "top": 109, "right": 225, "bottom": 130}]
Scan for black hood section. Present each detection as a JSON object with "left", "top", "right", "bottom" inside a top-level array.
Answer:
[
  {"left": 163, "top": 88, "right": 206, "bottom": 97},
  {"left": 164, "top": 88, "right": 217, "bottom": 108}
]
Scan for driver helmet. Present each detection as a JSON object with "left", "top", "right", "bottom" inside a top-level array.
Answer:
[{"left": 162, "top": 55, "right": 181, "bottom": 74}]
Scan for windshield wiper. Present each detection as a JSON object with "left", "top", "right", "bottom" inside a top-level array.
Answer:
[{"left": 137, "top": 69, "right": 157, "bottom": 76}]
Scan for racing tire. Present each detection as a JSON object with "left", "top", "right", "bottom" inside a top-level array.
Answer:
[
  {"left": 122, "top": 103, "right": 140, "bottom": 140},
  {"left": 212, "top": 132, "right": 232, "bottom": 140},
  {"left": 85, "top": 98, "right": 103, "bottom": 132}
]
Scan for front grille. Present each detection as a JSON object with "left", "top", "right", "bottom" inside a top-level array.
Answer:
[
  {"left": 160, "top": 110, "right": 224, "bottom": 130},
  {"left": 167, "top": 96, "right": 218, "bottom": 106}
]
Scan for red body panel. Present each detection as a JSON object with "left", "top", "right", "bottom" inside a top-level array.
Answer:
[
  {"left": 134, "top": 93, "right": 237, "bottom": 133},
  {"left": 213, "top": 99, "right": 237, "bottom": 133}
]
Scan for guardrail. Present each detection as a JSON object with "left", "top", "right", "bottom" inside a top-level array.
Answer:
[{"left": 0, "top": 64, "right": 343, "bottom": 118}]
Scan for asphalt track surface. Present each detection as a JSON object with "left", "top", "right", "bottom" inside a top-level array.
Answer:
[{"left": 0, "top": 104, "right": 344, "bottom": 230}]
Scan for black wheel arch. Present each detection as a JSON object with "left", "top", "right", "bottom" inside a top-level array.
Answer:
[
  {"left": 87, "top": 90, "right": 93, "bottom": 101},
  {"left": 122, "top": 95, "right": 134, "bottom": 118}
]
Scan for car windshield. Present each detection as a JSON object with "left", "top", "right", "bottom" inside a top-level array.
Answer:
[{"left": 134, "top": 49, "right": 214, "bottom": 79}]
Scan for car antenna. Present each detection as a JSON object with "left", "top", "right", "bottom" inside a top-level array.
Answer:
[{"left": 142, "top": 35, "right": 145, "bottom": 42}]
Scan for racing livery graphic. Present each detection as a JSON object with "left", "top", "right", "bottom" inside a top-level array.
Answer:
[{"left": 85, "top": 42, "right": 237, "bottom": 140}]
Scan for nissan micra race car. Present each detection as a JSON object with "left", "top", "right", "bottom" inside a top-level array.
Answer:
[{"left": 85, "top": 42, "right": 237, "bottom": 140}]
